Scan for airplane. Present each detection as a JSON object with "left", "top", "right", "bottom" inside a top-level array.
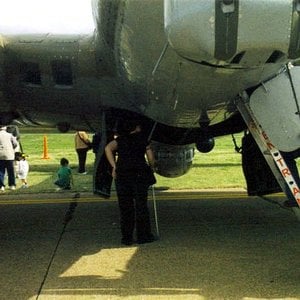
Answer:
[{"left": 0, "top": 0, "right": 299, "bottom": 211}]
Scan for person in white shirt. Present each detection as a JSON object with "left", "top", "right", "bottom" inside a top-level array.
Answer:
[
  {"left": 0, "top": 125, "right": 18, "bottom": 191},
  {"left": 15, "top": 152, "right": 29, "bottom": 188}
]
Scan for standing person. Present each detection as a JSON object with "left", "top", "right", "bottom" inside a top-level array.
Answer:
[
  {"left": 7, "top": 125, "right": 22, "bottom": 178},
  {"left": 105, "top": 120, "right": 156, "bottom": 245},
  {"left": 74, "top": 131, "right": 91, "bottom": 174},
  {"left": 54, "top": 158, "right": 73, "bottom": 190},
  {"left": 15, "top": 152, "right": 29, "bottom": 188},
  {"left": 91, "top": 132, "right": 102, "bottom": 156},
  {"left": 281, "top": 148, "right": 300, "bottom": 207},
  {"left": 0, "top": 125, "right": 18, "bottom": 191},
  {"left": 7, "top": 125, "right": 21, "bottom": 153}
]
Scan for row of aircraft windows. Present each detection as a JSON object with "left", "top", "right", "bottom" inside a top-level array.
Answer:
[{"left": 19, "top": 60, "right": 73, "bottom": 86}]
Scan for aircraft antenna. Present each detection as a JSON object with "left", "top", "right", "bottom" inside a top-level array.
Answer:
[
  {"left": 152, "top": 42, "right": 169, "bottom": 76},
  {"left": 286, "top": 64, "right": 300, "bottom": 121},
  {"left": 147, "top": 121, "right": 158, "bottom": 142}
]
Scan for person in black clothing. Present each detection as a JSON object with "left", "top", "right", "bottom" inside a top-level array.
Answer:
[
  {"left": 91, "top": 132, "right": 102, "bottom": 156},
  {"left": 281, "top": 148, "right": 300, "bottom": 207},
  {"left": 105, "top": 120, "right": 156, "bottom": 245}
]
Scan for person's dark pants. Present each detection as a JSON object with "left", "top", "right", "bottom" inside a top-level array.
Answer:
[
  {"left": 116, "top": 175, "right": 152, "bottom": 242},
  {"left": 281, "top": 149, "right": 300, "bottom": 204},
  {"left": 76, "top": 148, "right": 88, "bottom": 173},
  {"left": 0, "top": 160, "right": 16, "bottom": 187}
]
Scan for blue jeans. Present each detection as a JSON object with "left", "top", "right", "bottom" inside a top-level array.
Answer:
[{"left": 0, "top": 160, "right": 16, "bottom": 187}]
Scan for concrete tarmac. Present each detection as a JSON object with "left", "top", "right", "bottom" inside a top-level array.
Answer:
[{"left": 0, "top": 190, "right": 299, "bottom": 300}]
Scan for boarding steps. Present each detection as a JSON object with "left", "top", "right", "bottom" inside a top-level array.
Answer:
[{"left": 235, "top": 66, "right": 300, "bottom": 219}]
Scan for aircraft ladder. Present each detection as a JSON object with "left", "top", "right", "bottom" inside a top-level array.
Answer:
[{"left": 235, "top": 93, "right": 300, "bottom": 219}]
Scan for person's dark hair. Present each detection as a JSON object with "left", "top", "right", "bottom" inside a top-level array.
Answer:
[
  {"left": 60, "top": 158, "right": 69, "bottom": 166},
  {"left": 15, "top": 152, "right": 22, "bottom": 160},
  {"left": 118, "top": 119, "right": 141, "bottom": 135}
]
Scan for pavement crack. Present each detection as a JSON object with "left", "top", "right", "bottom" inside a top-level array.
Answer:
[{"left": 35, "top": 193, "right": 80, "bottom": 299}]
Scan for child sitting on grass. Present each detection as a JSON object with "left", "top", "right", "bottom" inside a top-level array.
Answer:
[{"left": 54, "top": 158, "right": 73, "bottom": 190}]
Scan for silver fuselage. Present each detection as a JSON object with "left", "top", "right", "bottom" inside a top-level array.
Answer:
[{"left": 0, "top": 0, "right": 296, "bottom": 131}]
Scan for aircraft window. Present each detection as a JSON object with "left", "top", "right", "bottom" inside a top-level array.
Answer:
[
  {"left": 20, "top": 62, "right": 41, "bottom": 85},
  {"left": 51, "top": 60, "right": 73, "bottom": 86}
]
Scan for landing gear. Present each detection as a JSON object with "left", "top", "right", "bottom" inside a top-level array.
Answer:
[
  {"left": 196, "top": 111, "right": 215, "bottom": 153},
  {"left": 195, "top": 134, "right": 215, "bottom": 153}
]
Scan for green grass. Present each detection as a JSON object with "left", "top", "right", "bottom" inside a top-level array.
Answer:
[
  {"left": 18, "top": 132, "right": 94, "bottom": 194},
  {"left": 3, "top": 130, "right": 299, "bottom": 194},
  {"left": 156, "top": 136, "right": 246, "bottom": 190},
  {"left": 2, "top": 131, "right": 245, "bottom": 194}
]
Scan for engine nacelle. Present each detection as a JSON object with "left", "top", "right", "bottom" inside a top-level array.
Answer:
[
  {"left": 151, "top": 141, "right": 194, "bottom": 178},
  {"left": 165, "top": 0, "right": 300, "bottom": 66}
]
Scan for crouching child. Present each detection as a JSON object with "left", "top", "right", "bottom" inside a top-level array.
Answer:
[{"left": 54, "top": 158, "right": 73, "bottom": 190}]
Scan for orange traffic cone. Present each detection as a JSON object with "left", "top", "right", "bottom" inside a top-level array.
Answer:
[{"left": 42, "top": 135, "right": 50, "bottom": 159}]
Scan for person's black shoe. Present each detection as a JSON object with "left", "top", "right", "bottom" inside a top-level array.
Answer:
[
  {"left": 283, "top": 200, "right": 298, "bottom": 208},
  {"left": 121, "top": 238, "right": 133, "bottom": 246},
  {"left": 94, "top": 189, "right": 110, "bottom": 199},
  {"left": 137, "top": 234, "right": 155, "bottom": 244}
]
